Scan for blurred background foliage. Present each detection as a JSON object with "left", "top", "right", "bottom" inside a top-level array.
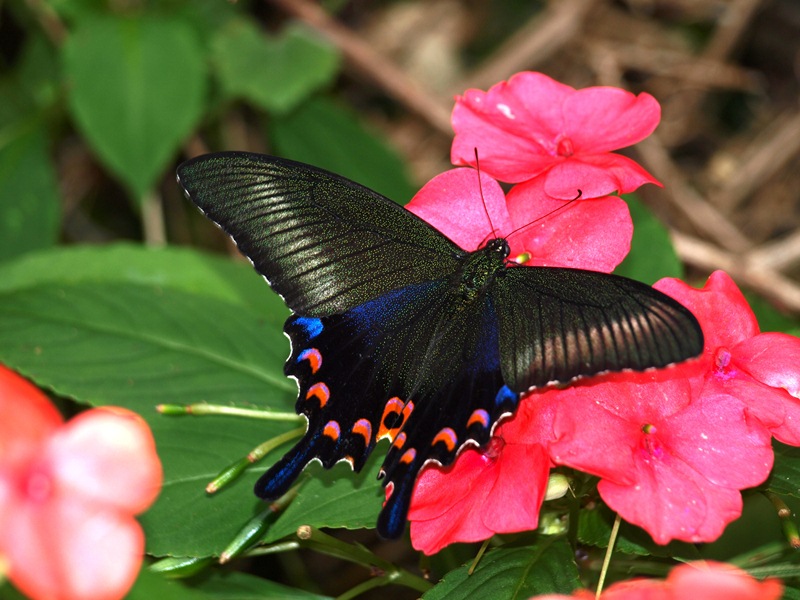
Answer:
[{"left": 1, "top": 0, "right": 800, "bottom": 598}]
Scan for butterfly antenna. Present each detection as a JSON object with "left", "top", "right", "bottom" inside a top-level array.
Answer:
[
  {"left": 505, "top": 189, "right": 583, "bottom": 244},
  {"left": 473, "top": 148, "right": 497, "bottom": 242}
]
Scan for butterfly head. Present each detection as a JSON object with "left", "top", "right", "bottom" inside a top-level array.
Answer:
[{"left": 485, "top": 237, "right": 511, "bottom": 260}]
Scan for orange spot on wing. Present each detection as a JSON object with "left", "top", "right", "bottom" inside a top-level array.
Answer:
[
  {"left": 400, "top": 448, "right": 416, "bottom": 465},
  {"left": 467, "top": 409, "right": 490, "bottom": 429},
  {"left": 392, "top": 432, "right": 407, "bottom": 450},
  {"left": 377, "top": 397, "right": 415, "bottom": 441},
  {"left": 352, "top": 419, "right": 372, "bottom": 443},
  {"left": 305, "top": 382, "right": 330, "bottom": 408},
  {"left": 323, "top": 420, "right": 340, "bottom": 441},
  {"left": 298, "top": 348, "right": 322, "bottom": 373},
  {"left": 432, "top": 427, "right": 458, "bottom": 452}
]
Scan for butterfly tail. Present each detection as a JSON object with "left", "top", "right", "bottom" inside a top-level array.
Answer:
[
  {"left": 255, "top": 433, "right": 318, "bottom": 500},
  {"left": 376, "top": 457, "right": 422, "bottom": 539}
]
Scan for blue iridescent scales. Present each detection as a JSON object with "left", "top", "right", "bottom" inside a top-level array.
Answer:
[{"left": 176, "top": 152, "right": 704, "bottom": 539}]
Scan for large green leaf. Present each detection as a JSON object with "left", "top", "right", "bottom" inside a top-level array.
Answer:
[
  {"left": 269, "top": 96, "right": 418, "bottom": 203},
  {"left": 423, "top": 537, "right": 581, "bottom": 599},
  {"left": 64, "top": 15, "right": 206, "bottom": 198},
  {"left": 0, "top": 125, "right": 60, "bottom": 262},
  {"left": 0, "top": 281, "right": 382, "bottom": 555},
  {"left": 212, "top": 20, "right": 339, "bottom": 115},
  {"left": 0, "top": 244, "right": 288, "bottom": 324},
  {"left": 0, "top": 282, "right": 295, "bottom": 554},
  {"left": 0, "top": 282, "right": 292, "bottom": 407}
]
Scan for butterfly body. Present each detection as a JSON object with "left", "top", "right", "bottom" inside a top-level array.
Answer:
[{"left": 177, "top": 152, "right": 704, "bottom": 539}]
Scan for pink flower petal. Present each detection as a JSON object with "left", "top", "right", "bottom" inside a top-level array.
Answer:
[
  {"left": 408, "top": 393, "right": 559, "bottom": 554},
  {"left": 548, "top": 367, "right": 772, "bottom": 544},
  {"left": 506, "top": 178, "right": 632, "bottom": 271},
  {"left": 668, "top": 561, "right": 783, "bottom": 600},
  {"left": 4, "top": 490, "right": 144, "bottom": 600},
  {"left": 654, "top": 272, "right": 760, "bottom": 352},
  {"left": 409, "top": 442, "right": 548, "bottom": 554},
  {"left": 0, "top": 366, "right": 62, "bottom": 469},
  {"left": 406, "top": 168, "right": 511, "bottom": 251},
  {"left": 660, "top": 390, "right": 772, "bottom": 490},
  {"left": 597, "top": 452, "right": 742, "bottom": 544},
  {"left": 543, "top": 154, "right": 661, "bottom": 200},
  {"left": 47, "top": 407, "right": 162, "bottom": 514},
  {"left": 600, "top": 579, "right": 672, "bottom": 600},
  {"left": 450, "top": 71, "right": 662, "bottom": 194},
  {"left": 733, "top": 333, "right": 800, "bottom": 444},
  {"left": 562, "top": 88, "right": 660, "bottom": 153}
]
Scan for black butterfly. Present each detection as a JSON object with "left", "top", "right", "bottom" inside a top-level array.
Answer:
[{"left": 177, "top": 152, "right": 703, "bottom": 539}]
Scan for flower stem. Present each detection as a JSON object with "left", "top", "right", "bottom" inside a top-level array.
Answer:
[{"left": 596, "top": 513, "right": 621, "bottom": 599}]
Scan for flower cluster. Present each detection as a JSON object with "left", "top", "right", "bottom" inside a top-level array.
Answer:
[
  {"left": 405, "top": 71, "right": 800, "bottom": 555},
  {"left": 0, "top": 365, "right": 162, "bottom": 600},
  {"left": 534, "top": 561, "right": 782, "bottom": 600}
]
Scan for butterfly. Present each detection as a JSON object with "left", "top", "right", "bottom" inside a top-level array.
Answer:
[{"left": 177, "top": 152, "right": 704, "bottom": 539}]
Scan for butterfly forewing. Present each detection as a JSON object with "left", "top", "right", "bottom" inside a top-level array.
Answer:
[
  {"left": 177, "top": 152, "right": 464, "bottom": 316},
  {"left": 493, "top": 267, "right": 704, "bottom": 392}
]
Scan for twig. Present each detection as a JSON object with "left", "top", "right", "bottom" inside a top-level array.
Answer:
[
  {"left": 267, "top": 0, "right": 452, "bottom": 135},
  {"left": 457, "top": 0, "right": 599, "bottom": 92},
  {"left": 710, "top": 109, "right": 800, "bottom": 212},
  {"left": 636, "top": 135, "right": 752, "bottom": 253},
  {"left": 672, "top": 231, "right": 800, "bottom": 313},
  {"left": 746, "top": 229, "right": 800, "bottom": 272}
]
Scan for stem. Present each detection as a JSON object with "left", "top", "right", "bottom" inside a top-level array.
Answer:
[
  {"left": 295, "top": 527, "right": 432, "bottom": 594},
  {"left": 765, "top": 491, "right": 800, "bottom": 548},
  {"left": 157, "top": 402, "right": 301, "bottom": 422},
  {"left": 206, "top": 426, "right": 305, "bottom": 493},
  {"left": 596, "top": 513, "right": 621, "bottom": 599}
]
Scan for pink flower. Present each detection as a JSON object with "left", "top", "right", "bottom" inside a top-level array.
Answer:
[
  {"left": 0, "top": 366, "right": 162, "bottom": 600},
  {"left": 406, "top": 168, "right": 632, "bottom": 271},
  {"left": 655, "top": 271, "right": 800, "bottom": 445},
  {"left": 666, "top": 561, "right": 782, "bottom": 599},
  {"left": 408, "top": 396, "right": 558, "bottom": 555},
  {"left": 546, "top": 273, "right": 784, "bottom": 544},
  {"left": 404, "top": 166, "right": 631, "bottom": 553},
  {"left": 529, "top": 561, "right": 782, "bottom": 599},
  {"left": 451, "top": 71, "right": 661, "bottom": 199}
]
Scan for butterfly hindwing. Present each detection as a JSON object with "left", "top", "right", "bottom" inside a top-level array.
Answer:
[
  {"left": 177, "top": 152, "right": 464, "bottom": 316},
  {"left": 493, "top": 267, "right": 704, "bottom": 392},
  {"left": 256, "top": 277, "right": 520, "bottom": 538}
]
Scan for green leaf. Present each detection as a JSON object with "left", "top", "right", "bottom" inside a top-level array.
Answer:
[
  {"left": 212, "top": 20, "right": 339, "bottom": 115},
  {"left": 269, "top": 96, "right": 418, "bottom": 203},
  {"left": 745, "top": 292, "right": 800, "bottom": 334},
  {"left": 422, "top": 537, "right": 581, "bottom": 599},
  {"left": 0, "top": 282, "right": 292, "bottom": 408},
  {"left": 64, "top": 15, "right": 206, "bottom": 198},
  {"left": 0, "top": 244, "right": 288, "bottom": 324},
  {"left": 0, "top": 281, "right": 382, "bottom": 555},
  {"left": 186, "top": 565, "right": 332, "bottom": 599},
  {"left": 615, "top": 194, "right": 683, "bottom": 284},
  {"left": 127, "top": 567, "right": 213, "bottom": 600},
  {"left": 263, "top": 450, "right": 384, "bottom": 543},
  {"left": 0, "top": 125, "right": 60, "bottom": 261},
  {"left": 576, "top": 504, "right": 695, "bottom": 559},
  {"left": 0, "top": 282, "right": 299, "bottom": 555},
  {"left": 768, "top": 442, "right": 800, "bottom": 498}
]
